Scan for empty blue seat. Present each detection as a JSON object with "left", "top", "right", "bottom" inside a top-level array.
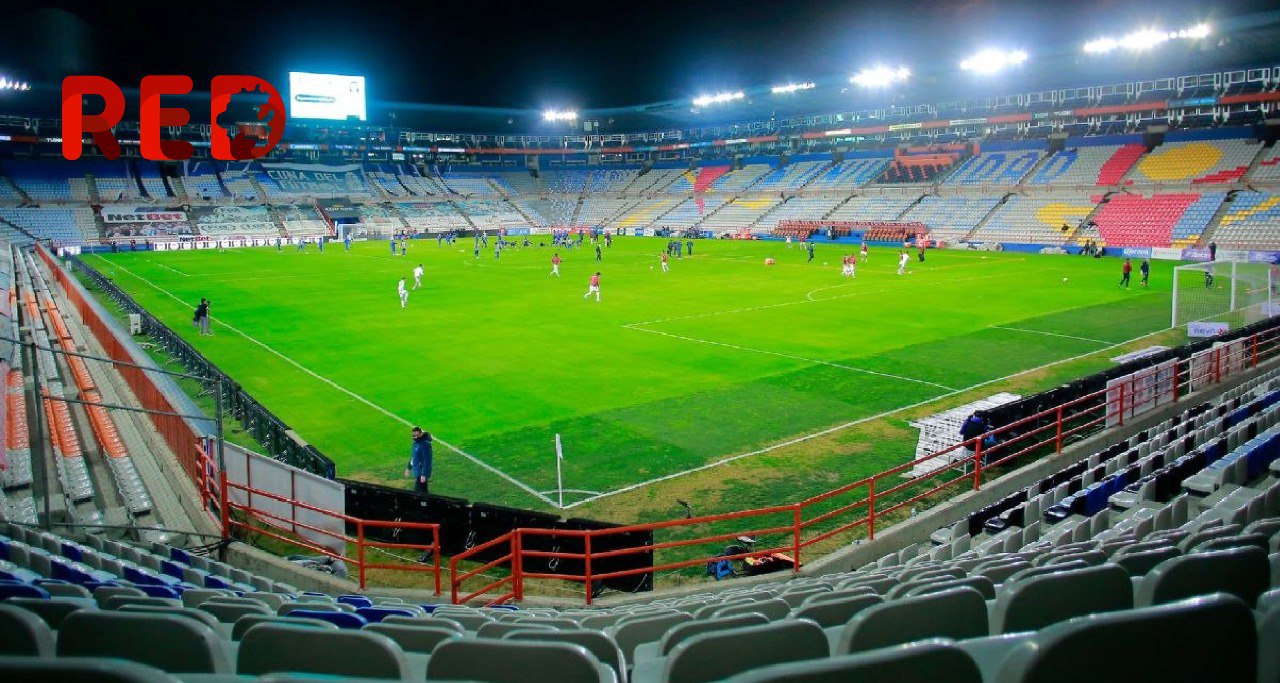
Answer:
[
  {"left": 288, "top": 609, "right": 368, "bottom": 629},
  {"left": 134, "top": 585, "right": 182, "bottom": 600},
  {"left": 355, "top": 607, "right": 416, "bottom": 623},
  {"left": 0, "top": 568, "right": 41, "bottom": 584},
  {"left": 336, "top": 595, "right": 373, "bottom": 609},
  {"left": 0, "top": 583, "right": 50, "bottom": 600}
]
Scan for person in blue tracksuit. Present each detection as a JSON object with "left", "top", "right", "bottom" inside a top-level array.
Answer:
[{"left": 406, "top": 426, "right": 433, "bottom": 494}]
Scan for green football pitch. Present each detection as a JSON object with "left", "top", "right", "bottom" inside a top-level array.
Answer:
[{"left": 87, "top": 238, "right": 1173, "bottom": 517}]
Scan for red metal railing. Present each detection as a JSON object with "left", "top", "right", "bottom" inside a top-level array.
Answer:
[
  {"left": 449, "top": 329, "right": 1280, "bottom": 604},
  {"left": 221, "top": 474, "right": 442, "bottom": 593},
  {"left": 450, "top": 531, "right": 520, "bottom": 606}
]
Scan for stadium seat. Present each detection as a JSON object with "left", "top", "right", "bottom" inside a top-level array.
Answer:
[
  {"left": 991, "top": 564, "right": 1133, "bottom": 633},
  {"left": 1136, "top": 546, "right": 1269, "bottom": 606},
  {"left": 836, "top": 587, "right": 989, "bottom": 654},
  {"left": 725, "top": 638, "right": 983, "bottom": 683},
  {"left": 2, "top": 596, "right": 96, "bottom": 628},
  {"left": 648, "top": 619, "right": 828, "bottom": 683},
  {"left": 237, "top": 623, "right": 408, "bottom": 678},
  {"left": 506, "top": 628, "right": 629, "bottom": 681},
  {"left": 788, "top": 593, "right": 880, "bottom": 631},
  {"left": 230, "top": 614, "right": 339, "bottom": 641},
  {"left": 428, "top": 638, "right": 616, "bottom": 683},
  {"left": 56, "top": 611, "right": 231, "bottom": 674},
  {"left": 0, "top": 604, "right": 55, "bottom": 657},
  {"left": 364, "top": 621, "right": 461, "bottom": 654},
  {"left": 0, "top": 656, "right": 179, "bottom": 683},
  {"left": 197, "top": 600, "right": 272, "bottom": 623},
  {"left": 994, "top": 594, "right": 1256, "bottom": 682}
]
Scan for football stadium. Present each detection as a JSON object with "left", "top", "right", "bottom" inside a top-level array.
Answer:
[{"left": 2, "top": 0, "right": 1280, "bottom": 679}]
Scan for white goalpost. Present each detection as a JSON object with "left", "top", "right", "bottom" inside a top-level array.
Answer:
[{"left": 1171, "top": 260, "right": 1277, "bottom": 329}]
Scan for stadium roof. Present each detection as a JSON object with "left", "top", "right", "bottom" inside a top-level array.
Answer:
[{"left": 1, "top": 3, "right": 1279, "bottom": 134}]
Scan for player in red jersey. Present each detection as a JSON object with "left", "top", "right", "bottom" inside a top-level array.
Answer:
[{"left": 583, "top": 272, "right": 601, "bottom": 301}]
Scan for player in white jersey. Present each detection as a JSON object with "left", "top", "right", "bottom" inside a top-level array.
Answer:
[
  {"left": 398, "top": 278, "right": 409, "bottom": 309},
  {"left": 412, "top": 264, "right": 424, "bottom": 289},
  {"left": 897, "top": 250, "right": 910, "bottom": 275}
]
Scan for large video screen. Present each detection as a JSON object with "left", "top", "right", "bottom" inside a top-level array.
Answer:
[{"left": 288, "top": 72, "right": 366, "bottom": 121}]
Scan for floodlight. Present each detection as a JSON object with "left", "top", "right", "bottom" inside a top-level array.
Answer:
[
  {"left": 959, "top": 49, "right": 1028, "bottom": 74},
  {"left": 542, "top": 110, "right": 578, "bottom": 122},
  {"left": 692, "top": 91, "right": 745, "bottom": 107},
  {"left": 1082, "top": 23, "right": 1211, "bottom": 54},
  {"left": 770, "top": 82, "right": 816, "bottom": 94},
  {"left": 850, "top": 66, "right": 911, "bottom": 87}
]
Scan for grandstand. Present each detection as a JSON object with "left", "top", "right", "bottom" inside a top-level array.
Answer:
[
  {"left": 901, "top": 195, "right": 1002, "bottom": 243},
  {"left": 1127, "top": 138, "right": 1263, "bottom": 185},
  {"left": 943, "top": 146, "right": 1044, "bottom": 186},
  {"left": 970, "top": 194, "right": 1098, "bottom": 245},
  {"left": 8, "top": 14, "right": 1280, "bottom": 683},
  {"left": 826, "top": 194, "right": 918, "bottom": 222},
  {"left": 1092, "top": 193, "right": 1226, "bottom": 248},
  {"left": 1205, "top": 191, "right": 1280, "bottom": 249}
]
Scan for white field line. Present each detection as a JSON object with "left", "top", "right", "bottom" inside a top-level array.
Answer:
[
  {"left": 991, "top": 326, "right": 1112, "bottom": 345},
  {"left": 625, "top": 324, "right": 958, "bottom": 391},
  {"left": 91, "top": 256, "right": 558, "bottom": 507},
  {"left": 561, "top": 324, "right": 1176, "bottom": 509},
  {"left": 146, "top": 260, "right": 190, "bottom": 277}
]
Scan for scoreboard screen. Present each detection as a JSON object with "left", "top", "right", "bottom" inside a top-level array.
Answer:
[{"left": 289, "top": 72, "right": 366, "bottom": 121}]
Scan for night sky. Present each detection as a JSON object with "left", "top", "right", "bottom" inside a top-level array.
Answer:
[{"left": 5, "top": 0, "right": 1279, "bottom": 112}]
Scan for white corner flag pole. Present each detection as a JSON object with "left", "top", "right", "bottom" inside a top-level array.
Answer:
[{"left": 555, "top": 433, "right": 565, "bottom": 508}]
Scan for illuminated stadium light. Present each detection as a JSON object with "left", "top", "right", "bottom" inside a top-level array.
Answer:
[
  {"left": 1082, "top": 23, "right": 1211, "bottom": 53},
  {"left": 850, "top": 66, "right": 910, "bottom": 88},
  {"left": 959, "top": 49, "right": 1028, "bottom": 74},
  {"left": 692, "top": 91, "right": 745, "bottom": 108},
  {"left": 542, "top": 109, "right": 578, "bottom": 122},
  {"left": 770, "top": 82, "right": 816, "bottom": 94},
  {"left": 0, "top": 77, "right": 31, "bottom": 92}
]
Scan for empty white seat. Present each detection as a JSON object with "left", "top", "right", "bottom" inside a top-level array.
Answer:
[
  {"left": 994, "top": 594, "right": 1255, "bottom": 682},
  {"left": 57, "top": 611, "right": 231, "bottom": 674},
  {"left": 429, "top": 638, "right": 615, "bottom": 683},
  {"left": 725, "top": 638, "right": 983, "bottom": 683}
]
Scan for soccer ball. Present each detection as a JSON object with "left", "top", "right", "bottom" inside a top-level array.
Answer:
[
  {"left": 1062, "top": 277, "right": 1069, "bottom": 282},
  {"left": 650, "top": 266, "right": 653, "bottom": 269},
  {"left": 823, "top": 261, "right": 828, "bottom": 266}
]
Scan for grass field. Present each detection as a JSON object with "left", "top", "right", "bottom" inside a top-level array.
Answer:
[{"left": 87, "top": 237, "right": 1176, "bottom": 521}]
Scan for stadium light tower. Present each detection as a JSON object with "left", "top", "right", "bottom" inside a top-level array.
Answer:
[
  {"left": 0, "top": 77, "right": 31, "bottom": 92},
  {"left": 850, "top": 66, "right": 910, "bottom": 88},
  {"left": 770, "top": 82, "right": 816, "bottom": 94},
  {"left": 542, "top": 109, "right": 578, "bottom": 122},
  {"left": 692, "top": 91, "right": 745, "bottom": 108},
  {"left": 1082, "top": 23, "right": 1211, "bottom": 54},
  {"left": 959, "top": 49, "right": 1028, "bottom": 74}
]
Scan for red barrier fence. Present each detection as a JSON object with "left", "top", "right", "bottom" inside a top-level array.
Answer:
[
  {"left": 221, "top": 472, "right": 443, "bottom": 592},
  {"left": 450, "top": 329, "right": 1280, "bottom": 604}
]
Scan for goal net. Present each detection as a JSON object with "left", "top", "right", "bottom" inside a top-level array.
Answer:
[{"left": 1172, "top": 260, "right": 1277, "bottom": 328}]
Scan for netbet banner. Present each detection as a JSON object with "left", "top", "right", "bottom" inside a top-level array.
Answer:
[
  {"left": 261, "top": 162, "right": 366, "bottom": 194},
  {"left": 289, "top": 72, "right": 366, "bottom": 121},
  {"left": 102, "top": 206, "right": 193, "bottom": 238},
  {"left": 102, "top": 208, "right": 188, "bottom": 224}
]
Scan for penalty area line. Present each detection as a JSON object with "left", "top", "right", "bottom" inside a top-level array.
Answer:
[
  {"left": 990, "top": 326, "right": 1113, "bottom": 345},
  {"left": 87, "top": 256, "right": 559, "bottom": 508},
  {"left": 562, "top": 324, "right": 1176, "bottom": 510},
  {"left": 622, "top": 323, "right": 957, "bottom": 391}
]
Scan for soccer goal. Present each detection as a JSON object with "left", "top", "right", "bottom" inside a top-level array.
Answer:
[{"left": 1171, "top": 260, "right": 1277, "bottom": 328}]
